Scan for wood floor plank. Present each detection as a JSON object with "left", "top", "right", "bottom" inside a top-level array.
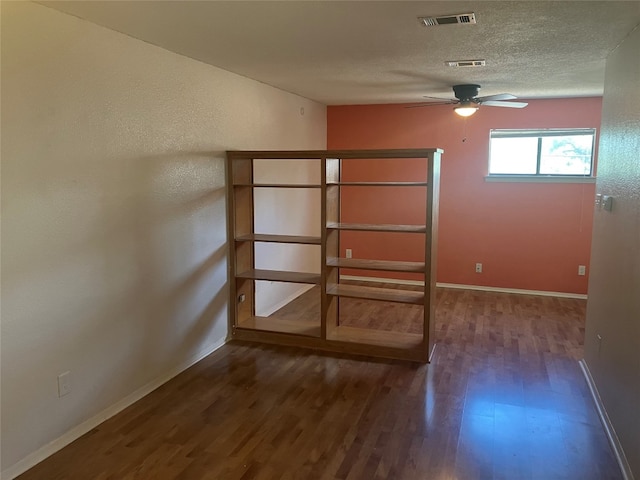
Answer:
[{"left": 16, "top": 287, "right": 622, "bottom": 480}]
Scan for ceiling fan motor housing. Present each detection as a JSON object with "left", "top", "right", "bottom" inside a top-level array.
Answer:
[{"left": 453, "top": 84, "right": 481, "bottom": 102}]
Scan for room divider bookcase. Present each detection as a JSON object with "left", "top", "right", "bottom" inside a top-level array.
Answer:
[{"left": 226, "top": 149, "right": 442, "bottom": 362}]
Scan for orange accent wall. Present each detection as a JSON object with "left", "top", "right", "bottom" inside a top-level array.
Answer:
[{"left": 328, "top": 98, "right": 601, "bottom": 294}]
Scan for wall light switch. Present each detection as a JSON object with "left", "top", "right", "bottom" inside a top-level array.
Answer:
[
  {"left": 595, "top": 193, "right": 602, "bottom": 208},
  {"left": 345, "top": 249, "right": 352, "bottom": 259},
  {"left": 602, "top": 195, "right": 613, "bottom": 212},
  {"left": 58, "top": 371, "right": 71, "bottom": 397},
  {"left": 597, "top": 334, "right": 603, "bottom": 355},
  {"left": 578, "top": 265, "right": 586, "bottom": 276}
]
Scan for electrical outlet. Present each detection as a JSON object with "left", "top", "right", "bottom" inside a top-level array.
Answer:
[
  {"left": 578, "top": 265, "right": 586, "bottom": 276},
  {"left": 345, "top": 249, "right": 352, "bottom": 259},
  {"left": 58, "top": 371, "right": 71, "bottom": 397},
  {"left": 475, "top": 263, "right": 482, "bottom": 273}
]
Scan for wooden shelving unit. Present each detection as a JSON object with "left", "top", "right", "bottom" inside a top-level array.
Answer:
[
  {"left": 236, "top": 269, "right": 321, "bottom": 284},
  {"left": 326, "top": 222, "right": 427, "bottom": 233},
  {"left": 326, "top": 182, "right": 428, "bottom": 187},
  {"left": 233, "top": 183, "right": 322, "bottom": 188},
  {"left": 226, "top": 149, "right": 442, "bottom": 362},
  {"left": 237, "top": 316, "right": 321, "bottom": 337},
  {"left": 326, "top": 257, "right": 425, "bottom": 272},
  {"left": 235, "top": 234, "right": 321, "bottom": 244},
  {"left": 326, "top": 283, "right": 424, "bottom": 305}
]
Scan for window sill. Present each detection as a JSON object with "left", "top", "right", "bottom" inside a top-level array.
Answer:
[{"left": 485, "top": 175, "right": 596, "bottom": 184}]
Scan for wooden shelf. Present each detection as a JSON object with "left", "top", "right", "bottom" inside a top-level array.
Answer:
[
  {"left": 237, "top": 269, "right": 321, "bottom": 284},
  {"left": 327, "top": 182, "right": 428, "bottom": 186},
  {"left": 227, "top": 148, "right": 442, "bottom": 160},
  {"left": 327, "top": 325, "right": 423, "bottom": 350},
  {"left": 233, "top": 183, "right": 322, "bottom": 188},
  {"left": 326, "top": 283, "right": 424, "bottom": 305},
  {"left": 327, "top": 257, "right": 425, "bottom": 273},
  {"left": 326, "top": 223, "right": 426, "bottom": 233},
  {"left": 236, "top": 316, "right": 321, "bottom": 337},
  {"left": 235, "top": 234, "right": 322, "bottom": 245}
]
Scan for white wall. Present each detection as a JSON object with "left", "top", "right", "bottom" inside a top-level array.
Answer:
[
  {"left": 584, "top": 25, "right": 640, "bottom": 479},
  {"left": 0, "top": 2, "right": 326, "bottom": 477}
]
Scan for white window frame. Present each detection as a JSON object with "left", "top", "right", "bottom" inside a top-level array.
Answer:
[{"left": 486, "top": 128, "right": 597, "bottom": 183}]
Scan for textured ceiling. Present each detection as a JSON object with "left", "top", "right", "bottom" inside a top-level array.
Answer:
[{"left": 42, "top": 1, "right": 640, "bottom": 105}]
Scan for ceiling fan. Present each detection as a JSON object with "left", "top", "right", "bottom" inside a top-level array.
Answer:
[{"left": 410, "top": 84, "right": 528, "bottom": 117}]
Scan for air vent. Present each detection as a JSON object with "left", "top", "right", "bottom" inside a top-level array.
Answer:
[
  {"left": 418, "top": 13, "right": 476, "bottom": 27},
  {"left": 446, "top": 59, "right": 486, "bottom": 67}
]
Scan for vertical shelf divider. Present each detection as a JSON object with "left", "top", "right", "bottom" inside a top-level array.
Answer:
[
  {"left": 424, "top": 151, "right": 441, "bottom": 360},
  {"left": 228, "top": 157, "right": 256, "bottom": 332},
  {"left": 324, "top": 157, "right": 341, "bottom": 339}
]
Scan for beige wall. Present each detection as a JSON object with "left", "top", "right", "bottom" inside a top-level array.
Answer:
[
  {"left": 0, "top": 2, "right": 326, "bottom": 477},
  {"left": 584, "top": 25, "right": 640, "bottom": 478}
]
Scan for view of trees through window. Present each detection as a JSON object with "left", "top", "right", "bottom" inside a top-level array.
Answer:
[{"left": 489, "top": 129, "right": 595, "bottom": 176}]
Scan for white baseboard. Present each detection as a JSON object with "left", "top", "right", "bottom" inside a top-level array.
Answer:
[
  {"left": 1, "top": 338, "right": 227, "bottom": 480},
  {"left": 436, "top": 282, "right": 588, "bottom": 299},
  {"left": 340, "top": 275, "right": 588, "bottom": 299},
  {"left": 256, "top": 284, "right": 314, "bottom": 317},
  {"left": 579, "top": 360, "right": 634, "bottom": 480}
]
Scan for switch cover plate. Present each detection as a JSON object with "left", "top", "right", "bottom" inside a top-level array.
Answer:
[{"left": 58, "top": 371, "right": 71, "bottom": 397}]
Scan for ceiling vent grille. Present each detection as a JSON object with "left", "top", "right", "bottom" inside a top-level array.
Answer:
[
  {"left": 446, "top": 59, "right": 486, "bottom": 67},
  {"left": 418, "top": 13, "right": 476, "bottom": 27}
]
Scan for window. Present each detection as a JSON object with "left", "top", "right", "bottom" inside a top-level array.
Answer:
[{"left": 489, "top": 129, "right": 596, "bottom": 177}]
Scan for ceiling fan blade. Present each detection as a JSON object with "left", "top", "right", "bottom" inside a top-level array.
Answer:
[
  {"left": 476, "top": 93, "right": 517, "bottom": 102},
  {"left": 481, "top": 100, "right": 528, "bottom": 108},
  {"left": 405, "top": 101, "right": 457, "bottom": 109},
  {"left": 422, "top": 95, "right": 455, "bottom": 101}
]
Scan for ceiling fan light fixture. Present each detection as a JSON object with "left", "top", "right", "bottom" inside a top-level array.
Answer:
[
  {"left": 409, "top": 84, "right": 526, "bottom": 114},
  {"left": 454, "top": 105, "right": 479, "bottom": 117}
]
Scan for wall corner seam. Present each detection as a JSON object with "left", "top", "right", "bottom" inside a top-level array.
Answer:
[{"left": 578, "top": 359, "right": 635, "bottom": 480}]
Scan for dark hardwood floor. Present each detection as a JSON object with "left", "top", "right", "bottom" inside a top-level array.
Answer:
[{"left": 17, "top": 287, "right": 621, "bottom": 479}]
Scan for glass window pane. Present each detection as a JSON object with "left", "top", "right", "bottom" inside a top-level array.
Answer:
[
  {"left": 539, "top": 135, "right": 593, "bottom": 175},
  {"left": 489, "top": 137, "right": 538, "bottom": 174}
]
